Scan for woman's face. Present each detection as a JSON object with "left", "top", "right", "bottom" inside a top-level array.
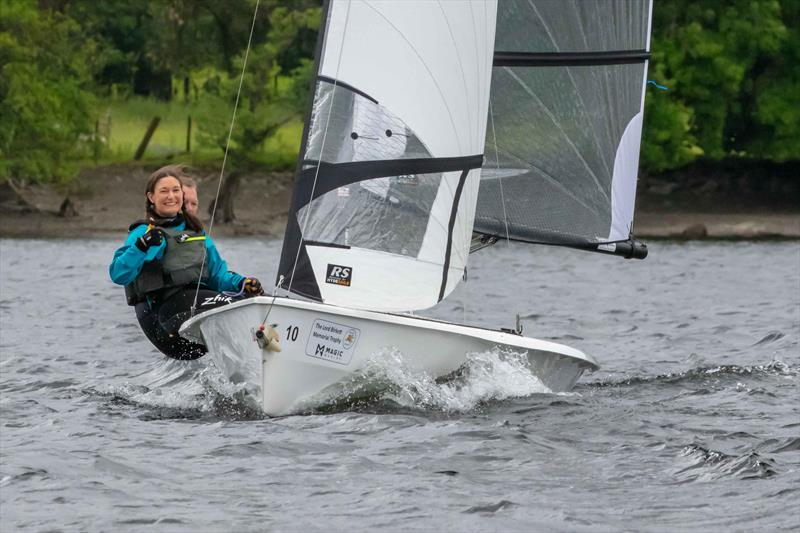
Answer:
[{"left": 147, "top": 176, "right": 183, "bottom": 217}]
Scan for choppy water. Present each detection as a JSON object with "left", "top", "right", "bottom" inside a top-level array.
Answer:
[{"left": 1, "top": 238, "right": 798, "bottom": 531}]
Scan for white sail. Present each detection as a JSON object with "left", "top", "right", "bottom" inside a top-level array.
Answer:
[{"left": 278, "top": 0, "right": 498, "bottom": 312}]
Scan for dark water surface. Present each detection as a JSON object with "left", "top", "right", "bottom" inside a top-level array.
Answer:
[{"left": 1, "top": 238, "right": 798, "bottom": 531}]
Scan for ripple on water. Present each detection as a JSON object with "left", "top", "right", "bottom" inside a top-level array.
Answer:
[
  {"left": 768, "top": 437, "right": 800, "bottom": 453},
  {"left": 675, "top": 444, "right": 778, "bottom": 482},
  {"left": 589, "top": 360, "right": 798, "bottom": 388},
  {"left": 464, "top": 500, "right": 516, "bottom": 514},
  {"left": 2, "top": 239, "right": 799, "bottom": 532},
  {"left": 115, "top": 518, "right": 184, "bottom": 526},
  {"left": 0, "top": 469, "right": 50, "bottom": 486},
  {"left": 752, "top": 331, "right": 786, "bottom": 346}
]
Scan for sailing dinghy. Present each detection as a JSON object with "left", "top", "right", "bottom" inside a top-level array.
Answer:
[{"left": 180, "top": 0, "right": 653, "bottom": 415}]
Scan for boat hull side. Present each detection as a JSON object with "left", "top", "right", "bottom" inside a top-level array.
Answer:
[{"left": 181, "top": 297, "right": 598, "bottom": 415}]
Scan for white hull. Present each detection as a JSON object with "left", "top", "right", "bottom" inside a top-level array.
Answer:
[{"left": 180, "top": 297, "right": 599, "bottom": 416}]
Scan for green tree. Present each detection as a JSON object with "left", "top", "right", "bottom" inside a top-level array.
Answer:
[
  {"left": 196, "top": 3, "right": 320, "bottom": 222},
  {"left": 641, "top": 44, "right": 702, "bottom": 172},
  {"left": 0, "top": 0, "right": 98, "bottom": 183},
  {"left": 140, "top": 0, "right": 258, "bottom": 100},
  {"left": 64, "top": 0, "right": 265, "bottom": 100},
  {"left": 744, "top": 1, "right": 800, "bottom": 161},
  {"left": 63, "top": 1, "right": 165, "bottom": 98},
  {"left": 643, "top": 0, "right": 792, "bottom": 171}
]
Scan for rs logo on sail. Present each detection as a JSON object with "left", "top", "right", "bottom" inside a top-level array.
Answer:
[{"left": 326, "top": 264, "right": 352, "bottom": 286}]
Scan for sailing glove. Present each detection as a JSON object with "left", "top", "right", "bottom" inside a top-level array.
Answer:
[
  {"left": 135, "top": 228, "right": 165, "bottom": 252},
  {"left": 242, "top": 277, "right": 264, "bottom": 296}
]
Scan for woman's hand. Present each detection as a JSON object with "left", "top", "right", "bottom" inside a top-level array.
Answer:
[
  {"left": 135, "top": 228, "right": 166, "bottom": 252},
  {"left": 242, "top": 277, "right": 264, "bottom": 296}
]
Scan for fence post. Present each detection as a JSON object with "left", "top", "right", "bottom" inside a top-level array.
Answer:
[
  {"left": 186, "top": 115, "right": 192, "bottom": 154},
  {"left": 93, "top": 119, "right": 100, "bottom": 163},
  {"left": 134, "top": 116, "right": 160, "bottom": 160}
]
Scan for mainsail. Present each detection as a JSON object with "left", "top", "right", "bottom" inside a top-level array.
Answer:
[
  {"left": 475, "top": 0, "right": 653, "bottom": 251},
  {"left": 278, "top": 0, "right": 498, "bottom": 312}
]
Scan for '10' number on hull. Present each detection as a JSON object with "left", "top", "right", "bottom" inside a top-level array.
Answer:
[{"left": 286, "top": 326, "right": 299, "bottom": 342}]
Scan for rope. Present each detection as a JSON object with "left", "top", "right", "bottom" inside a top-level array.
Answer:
[
  {"left": 222, "top": 286, "right": 246, "bottom": 298},
  {"left": 647, "top": 80, "right": 669, "bottom": 91},
  {"left": 259, "top": 275, "right": 284, "bottom": 329},
  {"left": 191, "top": 0, "right": 261, "bottom": 317}
]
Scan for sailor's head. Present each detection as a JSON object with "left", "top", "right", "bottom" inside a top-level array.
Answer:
[
  {"left": 181, "top": 176, "right": 199, "bottom": 217},
  {"left": 145, "top": 164, "right": 188, "bottom": 219}
]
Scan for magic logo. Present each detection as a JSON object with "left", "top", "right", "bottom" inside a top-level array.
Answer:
[{"left": 315, "top": 343, "right": 344, "bottom": 359}]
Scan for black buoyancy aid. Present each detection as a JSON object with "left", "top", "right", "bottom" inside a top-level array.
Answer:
[{"left": 125, "top": 225, "right": 210, "bottom": 305}]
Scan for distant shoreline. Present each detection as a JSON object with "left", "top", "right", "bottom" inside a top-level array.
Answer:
[
  {"left": 1, "top": 163, "right": 798, "bottom": 240},
  {"left": 1, "top": 211, "right": 798, "bottom": 241}
]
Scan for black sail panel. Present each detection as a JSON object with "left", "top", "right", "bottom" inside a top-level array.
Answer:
[{"left": 476, "top": 0, "right": 653, "bottom": 247}]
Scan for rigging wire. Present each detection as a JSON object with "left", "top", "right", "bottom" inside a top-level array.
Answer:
[
  {"left": 488, "top": 99, "right": 511, "bottom": 246},
  {"left": 190, "top": 0, "right": 261, "bottom": 318}
]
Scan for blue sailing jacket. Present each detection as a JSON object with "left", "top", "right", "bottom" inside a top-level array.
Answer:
[{"left": 109, "top": 221, "right": 244, "bottom": 294}]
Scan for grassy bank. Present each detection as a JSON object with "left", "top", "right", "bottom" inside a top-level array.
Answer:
[{"left": 90, "top": 96, "right": 303, "bottom": 169}]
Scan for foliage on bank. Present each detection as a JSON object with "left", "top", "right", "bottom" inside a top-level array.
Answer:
[
  {"left": 1, "top": 0, "right": 797, "bottom": 185},
  {"left": 643, "top": 0, "right": 798, "bottom": 171},
  {"left": 0, "top": 1, "right": 98, "bottom": 183}
]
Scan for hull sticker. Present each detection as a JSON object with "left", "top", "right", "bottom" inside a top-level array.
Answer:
[
  {"left": 305, "top": 319, "right": 360, "bottom": 365},
  {"left": 326, "top": 264, "right": 352, "bottom": 286}
]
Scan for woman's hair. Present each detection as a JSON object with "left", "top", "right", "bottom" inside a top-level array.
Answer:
[{"left": 145, "top": 164, "right": 203, "bottom": 232}]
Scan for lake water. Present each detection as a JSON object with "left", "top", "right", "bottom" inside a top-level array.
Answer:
[{"left": 1, "top": 238, "right": 798, "bottom": 531}]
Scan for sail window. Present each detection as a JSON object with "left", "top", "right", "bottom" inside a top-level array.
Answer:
[
  {"left": 297, "top": 170, "right": 444, "bottom": 258},
  {"left": 303, "top": 79, "right": 431, "bottom": 166}
]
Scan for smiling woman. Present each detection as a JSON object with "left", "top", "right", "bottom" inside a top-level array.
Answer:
[
  {"left": 108, "top": 164, "right": 264, "bottom": 360},
  {"left": 147, "top": 175, "right": 183, "bottom": 218}
]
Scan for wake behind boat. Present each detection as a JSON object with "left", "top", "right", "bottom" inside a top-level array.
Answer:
[{"left": 181, "top": 0, "right": 653, "bottom": 415}]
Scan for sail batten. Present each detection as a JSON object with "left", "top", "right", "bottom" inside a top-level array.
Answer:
[
  {"left": 494, "top": 50, "right": 650, "bottom": 67},
  {"left": 475, "top": 0, "right": 653, "bottom": 248}
]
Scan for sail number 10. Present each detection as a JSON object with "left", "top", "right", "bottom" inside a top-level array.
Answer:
[{"left": 285, "top": 326, "right": 299, "bottom": 342}]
